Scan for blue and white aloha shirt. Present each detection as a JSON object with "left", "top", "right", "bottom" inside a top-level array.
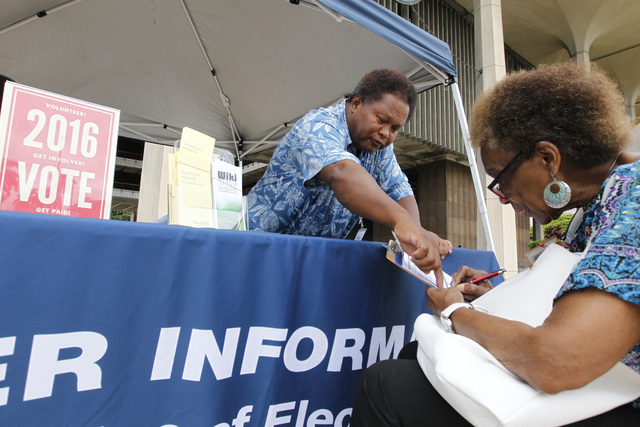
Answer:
[
  {"left": 557, "top": 159, "right": 640, "bottom": 408},
  {"left": 247, "top": 100, "right": 413, "bottom": 238}
]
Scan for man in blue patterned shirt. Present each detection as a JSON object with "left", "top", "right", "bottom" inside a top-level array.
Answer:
[{"left": 248, "top": 69, "right": 450, "bottom": 285}]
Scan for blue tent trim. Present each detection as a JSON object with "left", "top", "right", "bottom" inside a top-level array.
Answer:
[{"left": 317, "top": 0, "right": 457, "bottom": 78}]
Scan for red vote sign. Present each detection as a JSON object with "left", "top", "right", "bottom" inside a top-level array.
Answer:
[{"left": 0, "top": 82, "right": 120, "bottom": 219}]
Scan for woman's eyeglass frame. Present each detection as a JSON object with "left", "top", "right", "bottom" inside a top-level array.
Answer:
[{"left": 487, "top": 151, "right": 524, "bottom": 198}]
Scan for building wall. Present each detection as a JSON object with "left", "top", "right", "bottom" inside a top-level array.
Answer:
[
  {"left": 515, "top": 212, "right": 532, "bottom": 269},
  {"left": 372, "top": 0, "right": 534, "bottom": 267},
  {"left": 505, "top": 45, "right": 535, "bottom": 269},
  {"left": 417, "top": 159, "right": 477, "bottom": 249},
  {"left": 376, "top": 0, "right": 477, "bottom": 157}
]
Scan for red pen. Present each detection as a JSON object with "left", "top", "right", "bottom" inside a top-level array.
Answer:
[{"left": 471, "top": 267, "right": 506, "bottom": 284}]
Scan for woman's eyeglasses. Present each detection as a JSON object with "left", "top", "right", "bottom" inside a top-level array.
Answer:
[{"left": 487, "top": 151, "right": 524, "bottom": 198}]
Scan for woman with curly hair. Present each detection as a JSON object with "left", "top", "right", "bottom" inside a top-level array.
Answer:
[{"left": 351, "top": 62, "right": 640, "bottom": 426}]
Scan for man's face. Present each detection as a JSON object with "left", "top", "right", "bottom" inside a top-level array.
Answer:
[{"left": 347, "top": 93, "right": 410, "bottom": 154}]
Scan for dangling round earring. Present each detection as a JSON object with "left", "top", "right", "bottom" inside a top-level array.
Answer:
[{"left": 543, "top": 175, "right": 571, "bottom": 208}]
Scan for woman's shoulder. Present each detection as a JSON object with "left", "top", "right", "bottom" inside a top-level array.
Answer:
[
  {"left": 601, "top": 154, "right": 640, "bottom": 197},
  {"left": 614, "top": 153, "right": 640, "bottom": 175},
  {"left": 619, "top": 151, "right": 640, "bottom": 164}
]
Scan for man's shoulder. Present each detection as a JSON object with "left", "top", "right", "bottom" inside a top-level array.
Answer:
[
  {"left": 303, "top": 100, "right": 346, "bottom": 127},
  {"left": 291, "top": 100, "right": 348, "bottom": 144}
]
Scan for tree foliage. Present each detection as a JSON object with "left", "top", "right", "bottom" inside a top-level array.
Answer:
[
  {"left": 529, "top": 214, "right": 573, "bottom": 249},
  {"left": 110, "top": 210, "right": 132, "bottom": 221}
]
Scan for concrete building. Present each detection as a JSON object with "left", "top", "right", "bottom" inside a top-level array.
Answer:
[
  {"left": 122, "top": 0, "right": 640, "bottom": 274},
  {"left": 368, "top": 0, "right": 639, "bottom": 274}
]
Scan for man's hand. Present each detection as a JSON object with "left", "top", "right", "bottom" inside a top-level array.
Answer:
[
  {"left": 393, "top": 219, "right": 444, "bottom": 287},
  {"left": 451, "top": 265, "right": 493, "bottom": 301},
  {"left": 319, "top": 160, "right": 449, "bottom": 287}
]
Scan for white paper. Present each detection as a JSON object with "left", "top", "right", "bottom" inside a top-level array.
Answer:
[{"left": 401, "top": 252, "right": 452, "bottom": 288}]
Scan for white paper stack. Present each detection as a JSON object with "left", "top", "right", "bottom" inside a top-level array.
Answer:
[{"left": 168, "top": 127, "right": 216, "bottom": 228}]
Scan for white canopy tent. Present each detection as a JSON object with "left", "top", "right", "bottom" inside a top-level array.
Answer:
[{"left": 0, "top": 0, "right": 494, "bottom": 250}]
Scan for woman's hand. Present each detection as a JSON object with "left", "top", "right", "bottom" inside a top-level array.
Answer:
[
  {"left": 430, "top": 232, "right": 452, "bottom": 259},
  {"left": 426, "top": 286, "right": 465, "bottom": 316},
  {"left": 451, "top": 265, "right": 494, "bottom": 301}
]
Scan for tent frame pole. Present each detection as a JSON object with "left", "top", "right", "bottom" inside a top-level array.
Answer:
[
  {"left": 450, "top": 82, "right": 495, "bottom": 252},
  {"left": 401, "top": 54, "right": 496, "bottom": 252},
  {"left": 0, "top": 0, "right": 85, "bottom": 36},
  {"left": 180, "top": 0, "right": 243, "bottom": 160},
  {"left": 406, "top": 54, "right": 448, "bottom": 85},
  {"left": 239, "top": 95, "right": 345, "bottom": 160}
]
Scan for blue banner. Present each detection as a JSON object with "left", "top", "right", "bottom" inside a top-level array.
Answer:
[{"left": 0, "top": 211, "right": 499, "bottom": 426}]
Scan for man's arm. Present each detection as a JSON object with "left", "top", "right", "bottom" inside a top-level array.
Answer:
[
  {"left": 319, "top": 159, "right": 444, "bottom": 285},
  {"left": 396, "top": 196, "right": 420, "bottom": 224}
]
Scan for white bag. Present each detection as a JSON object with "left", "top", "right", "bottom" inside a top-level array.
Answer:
[{"left": 415, "top": 244, "right": 640, "bottom": 427}]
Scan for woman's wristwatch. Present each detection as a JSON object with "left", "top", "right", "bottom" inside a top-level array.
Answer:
[{"left": 440, "top": 302, "right": 474, "bottom": 333}]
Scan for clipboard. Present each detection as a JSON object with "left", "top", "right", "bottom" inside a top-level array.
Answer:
[{"left": 384, "top": 233, "right": 452, "bottom": 288}]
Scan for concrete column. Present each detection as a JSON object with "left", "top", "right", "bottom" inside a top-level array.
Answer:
[
  {"left": 474, "top": 0, "right": 506, "bottom": 90},
  {"left": 627, "top": 102, "right": 638, "bottom": 120},
  {"left": 474, "top": 0, "right": 518, "bottom": 278},
  {"left": 572, "top": 50, "right": 590, "bottom": 64},
  {"left": 137, "top": 142, "right": 173, "bottom": 222},
  {"left": 371, "top": 220, "right": 391, "bottom": 244},
  {"left": 515, "top": 212, "right": 532, "bottom": 269},
  {"left": 416, "top": 160, "right": 477, "bottom": 250},
  {"left": 531, "top": 221, "right": 544, "bottom": 241},
  {"left": 369, "top": 160, "right": 477, "bottom": 251}
]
